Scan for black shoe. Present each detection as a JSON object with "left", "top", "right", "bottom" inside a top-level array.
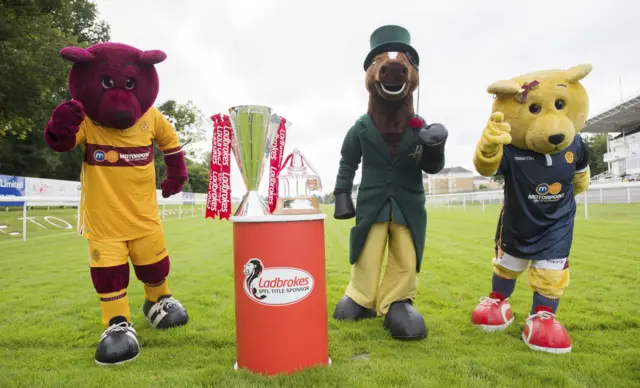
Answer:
[
  {"left": 142, "top": 295, "right": 189, "bottom": 329},
  {"left": 333, "top": 295, "right": 377, "bottom": 321},
  {"left": 383, "top": 300, "right": 427, "bottom": 340},
  {"left": 94, "top": 316, "right": 140, "bottom": 365}
]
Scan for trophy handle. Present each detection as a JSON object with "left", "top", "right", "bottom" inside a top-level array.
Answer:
[
  {"left": 299, "top": 153, "right": 322, "bottom": 193},
  {"left": 300, "top": 153, "right": 320, "bottom": 178}
]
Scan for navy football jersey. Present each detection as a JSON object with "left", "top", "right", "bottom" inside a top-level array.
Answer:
[{"left": 494, "top": 134, "right": 589, "bottom": 261}]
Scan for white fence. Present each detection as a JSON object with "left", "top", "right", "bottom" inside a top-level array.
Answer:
[
  {"left": 425, "top": 181, "right": 640, "bottom": 220},
  {"left": 0, "top": 173, "right": 208, "bottom": 206},
  {"left": 0, "top": 196, "right": 207, "bottom": 242}
]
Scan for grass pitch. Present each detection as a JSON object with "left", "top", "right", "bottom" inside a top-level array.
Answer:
[{"left": 0, "top": 203, "right": 638, "bottom": 387}]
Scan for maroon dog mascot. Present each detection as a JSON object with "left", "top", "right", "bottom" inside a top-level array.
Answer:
[{"left": 44, "top": 42, "right": 189, "bottom": 365}]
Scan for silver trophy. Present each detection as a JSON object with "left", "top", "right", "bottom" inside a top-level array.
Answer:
[{"left": 229, "top": 105, "right": 285, "bottom": 217}]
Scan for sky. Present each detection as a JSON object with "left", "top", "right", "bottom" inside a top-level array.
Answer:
[{"left": 94, "top": 0, "right": 640, "bottom": 196}]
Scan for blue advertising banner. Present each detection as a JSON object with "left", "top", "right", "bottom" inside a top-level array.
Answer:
[{"left": 0, "top": 175, "right": 26, "bottom": 206}]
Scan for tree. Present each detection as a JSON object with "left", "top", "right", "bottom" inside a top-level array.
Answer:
[
  {"left": 490, "top": 175, "right": 504, "bottom": 186},
  {"left": 320, "top": 193, "right": 335, "bottom": 204},
  {"left": 185, "top": 161, "right": 210, "bottom": 193},
  {"left": 0, "top": 0, "right": 111, "bottom": 140},
  {"left": 582, "top": 133, "right": 608, "bottom": 177},
  {"left": 154, "top": 100, "right": 206, "bottom": 189},
  {"left": 0, "top": 0, "right": 110, "bottom": 179},
  {"left": 157, "top": 100, "right": 206, "bottom": 158}
]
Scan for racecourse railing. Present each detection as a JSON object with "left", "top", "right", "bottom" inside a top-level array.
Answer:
[
  {"left": 424, "top": 181, "right": 640, "bottom": 220},
  {"left": 0, "top": 196, "right": 207, "bottom": 242}
]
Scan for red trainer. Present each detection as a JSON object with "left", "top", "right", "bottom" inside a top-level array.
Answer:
[
  {"left": 471, "top": 292, "right": 514, "bottom": 332},
  {"left": 522, "top": 306, "right": 572, "bottom": 354}
]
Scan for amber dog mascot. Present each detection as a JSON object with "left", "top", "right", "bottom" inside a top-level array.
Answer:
[
  {"left": 332, "top": 25, "right": 448, "bottom": 340},
  {"left": 44, "top": 43, "right": 190, "bottom": 365},
  {"left": 471, "top": 64, "right": 592, "bottom": 354}
]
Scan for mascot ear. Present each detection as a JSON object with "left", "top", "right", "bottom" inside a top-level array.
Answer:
[
  {"left": 565, "top": 64, "right": 592, "bottom": 84},
  {"left": 487, "top": 80, "right": 523, "bottom": 96},
  {"left": 59, "top": 47, "right": 95, "bottom": 63},
  {"left": 139, "top": 50, "right": 167, "bottom": 65}
]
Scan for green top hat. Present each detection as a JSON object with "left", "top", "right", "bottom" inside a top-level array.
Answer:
[{"left": 364, "top": 25, "right": 419, "bottom": 71}]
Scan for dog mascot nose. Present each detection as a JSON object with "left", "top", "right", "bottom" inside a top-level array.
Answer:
[{"left": 548, "top": 134, "right": 565, "bottom": 145}]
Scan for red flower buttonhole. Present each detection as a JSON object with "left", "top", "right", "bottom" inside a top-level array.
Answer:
[{"left": 409, "top": 117, "right": 423, "bottom": 129}]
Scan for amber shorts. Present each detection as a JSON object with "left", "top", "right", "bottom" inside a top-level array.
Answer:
[{"left": 88, "top": 229, "right": 168, "bottom": 268}]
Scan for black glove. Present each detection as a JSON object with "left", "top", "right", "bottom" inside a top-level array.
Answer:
[
  {"left": 418, "top": 123, "right": 448, "bottom": 156},
  {"left": 334, "top": 192, "right": 356, "bottom": 220}
]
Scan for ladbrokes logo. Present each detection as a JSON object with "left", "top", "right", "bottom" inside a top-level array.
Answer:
[
  {"left": 242, "top": 258, "right": 314, "bottom": 306},
  {"left": 529, "top": 182, "right": 564, "bottom": 202}
]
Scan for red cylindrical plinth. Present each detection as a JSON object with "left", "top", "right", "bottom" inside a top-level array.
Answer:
[{"left": 231, "top": 213, "right": 329, "bottom": 376}]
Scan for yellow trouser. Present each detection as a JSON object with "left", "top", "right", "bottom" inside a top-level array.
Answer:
[
  {"left": 493, "top": 250, "right": 570, "bottom": 299},
  {"left": 346, "top": 216, "right": 417, "bottom": 316}
]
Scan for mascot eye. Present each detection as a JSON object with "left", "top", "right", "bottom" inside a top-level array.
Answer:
[
  {"left": 125, "top": 79, "right": 136, "bottom": 90},
  {"left": 101, "top": 76, "right": 115, "bottom": 89},
  {"left": 406, "top": 52, "right": 419, "bottom": 70},
  {"left": 555, "top": 99, "right": 565, "bottom": 110},
  {"left": 529, "top": 104, "right": 542, "bottom": 114},
  {"left": 370, "top": 60, "right": 376, "bottom": 68}
]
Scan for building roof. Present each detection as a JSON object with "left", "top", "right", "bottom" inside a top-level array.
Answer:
[
  {"left": 582, "top": 93, "right": 640, "bottom": 134},
  {"left": 612, "top": 126, "right": 640, "bottom": 140},
  {"left": 422, "top": 167, "right": 474, "bottom": 180},
  {"left": 440, "top": 166, "right": 473, "bottom": 174}
]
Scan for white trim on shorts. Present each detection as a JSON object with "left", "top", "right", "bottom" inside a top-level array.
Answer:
[{"left": 495, "top": 251, "right": 567, "bottom": 272}]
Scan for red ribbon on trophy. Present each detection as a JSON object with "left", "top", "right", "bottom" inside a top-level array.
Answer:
[
  {"left": 206, "top": 114, "right": 221, "bottom": 219},
  {"left": 206, "top": 114, "right": 233, "bottom": 220},
  {"left": 267, "top": 117, "right": 288, "bottom": 214},
  {"left": 219, "top": 115, "right": 233, "bottom": 220}
]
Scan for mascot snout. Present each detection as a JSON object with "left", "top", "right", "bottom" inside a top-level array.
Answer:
[
  {"left": 370, "top": 54, "right": 416, "bottom": 101},
  {"left": 377, "top": 59, "right": 409, "bottom": 90},
  {"left": 99, "top": 89, "right": 141, "bottom": 129},
  {"left": 526, "top": 114, "right": 575, "bottom": 154}
]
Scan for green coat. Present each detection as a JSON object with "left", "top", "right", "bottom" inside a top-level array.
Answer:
[{"left": 334, "top": 114, "right": 445, "bottom": 273}]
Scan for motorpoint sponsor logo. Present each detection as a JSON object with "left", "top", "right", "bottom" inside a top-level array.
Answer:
[
  {"left": 93, "top": 149, "right": 150, "bottom": 163},
  {"left": 529, "top": 182, "right": 564, "bottom": 202},
  {"left": 93, "top": 150, "right": 105, "bottom": 162},
  {"left": 120, "top": 151, "right": 150, "bottom": 160}
]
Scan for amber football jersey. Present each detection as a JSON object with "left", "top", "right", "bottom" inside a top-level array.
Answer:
[{"left": 73, "top": 107, "right": 181, "bottom": 242}]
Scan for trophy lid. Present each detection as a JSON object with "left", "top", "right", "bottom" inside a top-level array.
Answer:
[{"left": 286, "top": 149, "right": 305, "bottom": 174}]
